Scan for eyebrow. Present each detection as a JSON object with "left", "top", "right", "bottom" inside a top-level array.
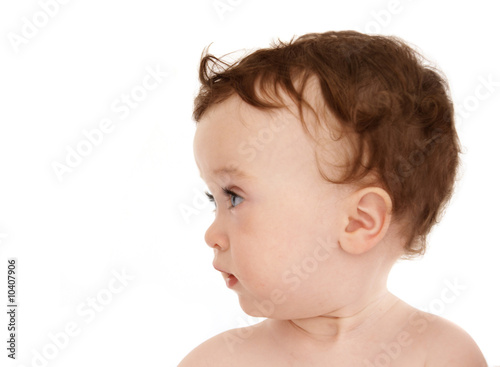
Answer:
[{"left": 209, "top": 166, "right": 254, "bottom": 180}]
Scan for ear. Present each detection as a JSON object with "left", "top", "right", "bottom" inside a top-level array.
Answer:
[{"left": 339, "top": 187, "right": 392, "bottom": 255}]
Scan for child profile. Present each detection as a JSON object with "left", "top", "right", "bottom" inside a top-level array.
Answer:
[{"left": 179, "top": 30, "right": 487, "bottom": 366}]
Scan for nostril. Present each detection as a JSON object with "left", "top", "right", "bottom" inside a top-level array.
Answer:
[{"left": 205, "top": 235, "right": 219, "bottom": 249}]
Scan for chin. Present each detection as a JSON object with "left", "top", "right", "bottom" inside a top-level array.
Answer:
[
  {"left": 239, "top": 296, "right": 308, "bottom": 320},
  {"left": 237, "top": 294, "right": 282, "bottom": 318}
]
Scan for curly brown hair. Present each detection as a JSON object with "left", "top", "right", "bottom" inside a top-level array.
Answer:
[{"left": 193, "top": 30, "right": 460, "bottom": 258}]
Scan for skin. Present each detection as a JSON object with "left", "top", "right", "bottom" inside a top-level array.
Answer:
[{"left": 179, "top": 88, "right": 487, "bottom": 366}]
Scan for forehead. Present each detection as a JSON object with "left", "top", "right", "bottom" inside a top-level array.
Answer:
[{"left": 193, "top": 94, "right": 318, "bottom": 183}]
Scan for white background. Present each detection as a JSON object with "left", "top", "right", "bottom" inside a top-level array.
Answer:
[{"left": 0, "top": 0, "right": 499, "bottom": 366}]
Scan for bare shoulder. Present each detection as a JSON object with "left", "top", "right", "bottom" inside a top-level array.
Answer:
[
  {"left": 413, "top": 311, "right": 487, "bottom": 367},
  {"left": 177, "top": 322, "right": 267, "bottom": 367}
]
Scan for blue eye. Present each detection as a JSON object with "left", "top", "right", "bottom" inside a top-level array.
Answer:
[
  {"left": 223, "top": 187, "right": 244, "bottom": 208},
  {"left": 204, "top": 188, "right": 244, "bottom": 211},
  {"left": 229, "top": 193, "right": 243, "bottom": 207}
]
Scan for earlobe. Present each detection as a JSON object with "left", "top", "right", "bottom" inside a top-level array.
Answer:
[{"left": 339, "top": 187, "right": 392, "bottom": 255}]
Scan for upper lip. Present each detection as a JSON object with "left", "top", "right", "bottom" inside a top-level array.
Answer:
[{"left": 213, "top": 262, "right": 231, "bottom": 275}]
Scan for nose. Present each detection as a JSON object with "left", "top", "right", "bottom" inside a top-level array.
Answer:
[{"left": 204, "top": 217, "right": 229, "bottom": 251}]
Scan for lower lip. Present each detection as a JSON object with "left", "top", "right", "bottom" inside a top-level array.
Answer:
[{"left": 226, "top": 274, "right": 238, "bottom": 288}]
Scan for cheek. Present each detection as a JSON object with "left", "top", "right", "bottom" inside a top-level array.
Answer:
[
  {"left": 233, "top": 212, "right": 326, "bottom": 290},
  {"left": 230, "top": 222, "right": 288, "bottom": 292}
]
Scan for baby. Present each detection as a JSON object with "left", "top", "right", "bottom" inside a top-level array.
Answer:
[{"left": 179, "top": 31, "right": 487, "bottom": 366}]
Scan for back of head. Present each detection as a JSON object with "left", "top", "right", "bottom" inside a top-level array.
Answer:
[{"left": 193, "top": 30, "right": 460, "bottom": 258}]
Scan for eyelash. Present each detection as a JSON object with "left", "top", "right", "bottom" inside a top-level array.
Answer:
[{"left": 205, "top": 187, "right": 243, "bottom": 211}]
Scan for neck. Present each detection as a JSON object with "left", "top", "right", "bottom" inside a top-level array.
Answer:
[{"left": 280, "top": 289, "right": 400, "bottom": 345}]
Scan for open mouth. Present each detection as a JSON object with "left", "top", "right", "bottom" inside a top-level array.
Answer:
[{"left": 213, "top": 263, "right": 238, "bottom": 288}]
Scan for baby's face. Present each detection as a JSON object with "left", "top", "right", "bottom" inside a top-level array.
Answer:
[{"left": 193, "top": 94, "right": 359, "bottom": 319}]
